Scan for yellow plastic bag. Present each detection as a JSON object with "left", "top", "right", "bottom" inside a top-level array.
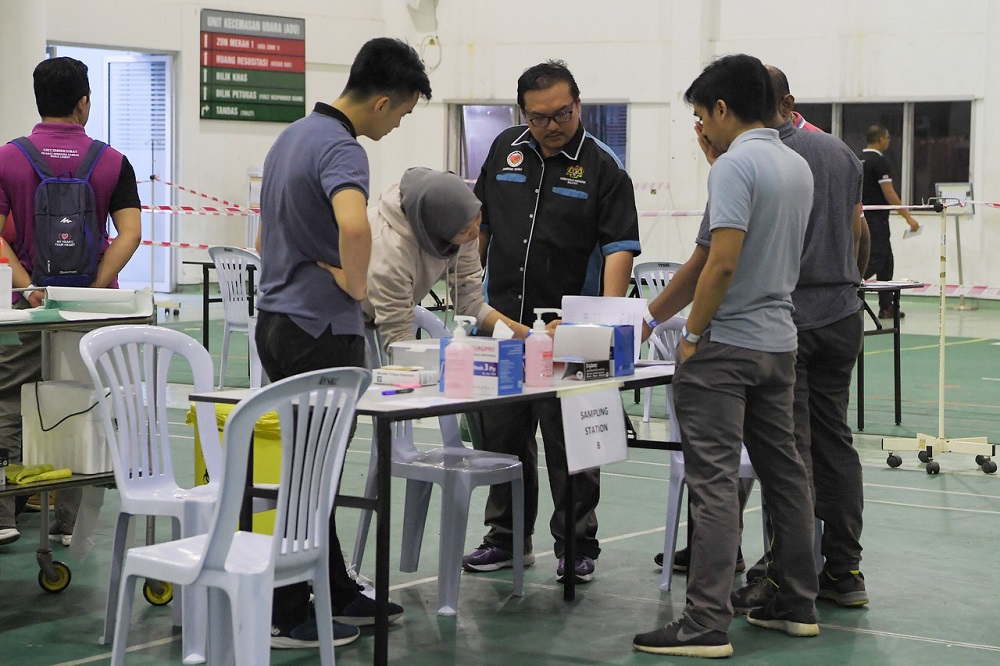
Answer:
[{"left": 6, "top": 463, "right": 73, "bottom": 484}]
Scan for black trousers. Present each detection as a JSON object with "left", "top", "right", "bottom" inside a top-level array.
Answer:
[
  {"left": 256, "top": 310, "right": 366, "bottom": 626},
  {"left": 471, "top": 399, "right": 601, "bottom": 560},
  {"left": 864, "top": 217, "right": 894, "bottom": 311}
]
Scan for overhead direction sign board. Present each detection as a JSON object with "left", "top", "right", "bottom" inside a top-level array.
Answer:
[{"left": 200, "top": 9, "right": 306, "bottom": 123}]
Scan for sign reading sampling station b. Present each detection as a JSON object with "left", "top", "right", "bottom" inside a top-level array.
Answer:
[{"left": 199, "top": 8, "right": 306, "bottom": 123}]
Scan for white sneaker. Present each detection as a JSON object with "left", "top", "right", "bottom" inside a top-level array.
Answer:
[
  {"left": 48, "top": 531, "right": 72, "bottom": 547},
  {"left": 0, "top": 527, "right": 20, "bottom": 545}
]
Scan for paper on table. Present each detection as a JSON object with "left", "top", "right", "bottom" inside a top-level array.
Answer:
[
  {"left": 560, "top": 295, "right": 646, "bottom": 361},
  {"left": 45, "top": 287, "right": 154, "bottom": 320},
  {"left": 0, "top": 309, "right": 32, "bottom": 322},
  {"left": 492, "top": 319, "right": 515, "bottom": 339},
  {"left": 903, "top": 224, "right": 923, "bottom": 240}
]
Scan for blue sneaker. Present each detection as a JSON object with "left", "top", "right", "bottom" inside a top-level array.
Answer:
[
  {"left": 556, "top": 555, "right": 595, "bottom": 583},
  {"left": 270, "top": 615, "right": 360, "bottom": 649},
  {"left": 462, "top": 545, "right": 536, "bottom": 572}
]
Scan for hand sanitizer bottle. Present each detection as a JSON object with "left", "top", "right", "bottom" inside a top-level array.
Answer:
[
  {"left": 525, "top": 308, "right": 559, "bottom": 387},
  {"left": 444, "top": 315, "right": 476, "bottom": 398},
  {"left": 0, "top": 254, "right": 12, "bottom": 311}
]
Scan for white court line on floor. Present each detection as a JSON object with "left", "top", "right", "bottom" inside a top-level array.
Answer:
[
  {"left": 864, "top": 481, "right": 1000, "bottom": 501},
  {"left": 52, "top": 636, "right": 180, "bottom": 666}
]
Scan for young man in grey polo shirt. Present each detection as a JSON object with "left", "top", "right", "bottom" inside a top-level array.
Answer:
[
  {"left": 633, "top": 54, "right": 818, "bottom": 658},
  {"left": 255, "top": 37, "right": 430, "bottom": 650}
]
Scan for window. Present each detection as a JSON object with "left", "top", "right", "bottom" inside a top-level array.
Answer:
[
  {"left": 789, "top": 101, "right": 971, "bottom": 205},
  {"left": 912, "top": 102, "right": 971, "bottom": 204},
  {"left": 842, "top": 102, "right": 905, "bottom": 196},
  {"left": 453, "top": 103, "right": 628, "bottom": 181},
  {"left": 458, "top": 105, "right": 515, "bottom": 183},
  {"left": 791, "top": 103, "right": 832, "bottom": 133}
]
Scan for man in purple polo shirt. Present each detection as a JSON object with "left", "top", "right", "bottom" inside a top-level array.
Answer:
[
  {"left": 0, "top": 57, "right": 141, "bottom": 546},
  {"left": 254, "top": 38, "right": 431, "bottom": 651}
]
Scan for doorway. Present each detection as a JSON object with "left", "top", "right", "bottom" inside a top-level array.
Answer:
[{"left": 51, "top": 45, "right": 175, "bottom": 292}]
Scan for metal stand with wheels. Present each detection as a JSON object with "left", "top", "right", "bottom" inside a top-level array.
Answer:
[{"left": 882, "top": 201, "right": 994, "bottom": 474}]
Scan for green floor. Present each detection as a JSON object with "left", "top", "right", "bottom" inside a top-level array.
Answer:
[{"left": 2, "top": 295, "right": 1000, "bottom": 664}]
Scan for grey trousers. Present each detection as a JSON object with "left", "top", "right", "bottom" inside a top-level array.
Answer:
[
  {"left": 794, "top": 311, "right": 865, "bottom": 574},
  {"left": 673, "top": 339, "right": 817, "bottom": 632},
  {"left": 0, "top": 313, "right": 42, "bottom": 528},
  {"left": 474, "top": 398, "right": 601, "bottom": 560}
]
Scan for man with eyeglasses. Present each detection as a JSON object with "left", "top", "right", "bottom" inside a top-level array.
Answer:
[{"left": 462, "top": 60, "right": 640, "bottom": 584}]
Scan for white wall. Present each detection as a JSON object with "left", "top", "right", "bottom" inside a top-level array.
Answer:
[{"left": 2, "top": 0, "right": 997, "bottom": 287}]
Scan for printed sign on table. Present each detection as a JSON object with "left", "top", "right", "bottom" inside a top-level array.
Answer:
[{"left": 559, "top": 382, "right": 627, "bottom": 473}]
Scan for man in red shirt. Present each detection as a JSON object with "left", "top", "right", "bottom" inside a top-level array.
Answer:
[{"left": 0, "top": 57, "right": 141, "bottom": 544}]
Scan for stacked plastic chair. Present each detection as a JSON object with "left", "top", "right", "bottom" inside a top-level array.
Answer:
[
  {"left": 208, "top": 245, "right": 264, "bottom": 389},
  {"left": 108, "top": 367, "right": 370, "bottom": 666},
  {"left": 79, "top": 325, "right": 224, "bottom": 664}
]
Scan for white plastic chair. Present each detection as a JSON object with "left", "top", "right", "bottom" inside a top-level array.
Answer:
[
  {"left": 355, "top": 306, "right": 525, "bottom": 615},
  {"left": 208, "top": 245, "right": 264, "bottom": 389},
  {"left": 109, "top": 367, "right": 371, "bottom": 666},
  {"left": 648, "top": 316, "right": 761, "bottom": 592},
  {"left": 633, "top": 261, "right": 684, "bottom": 422},
  {"left": 79, "top": 325, "right": 224, "bottom": 664}
]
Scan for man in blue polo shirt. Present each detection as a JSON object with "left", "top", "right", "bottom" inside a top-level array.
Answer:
[
  {"left": 632, "top": 54, "right": 817, "bottom": 658},
  {"left": 255, "top": 37, "right": 429, "bottom": 651},
  {"left": 462, "top": 60, "right": 640, "bottom": 583}
]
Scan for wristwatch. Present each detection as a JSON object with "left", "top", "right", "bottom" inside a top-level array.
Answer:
[{"left": 681, "top": 325, "right": 702, "bottom": 344}]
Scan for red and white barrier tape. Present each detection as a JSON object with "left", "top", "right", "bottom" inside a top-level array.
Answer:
[
  {"left": 142, "top": 239, "right": 213, "bottom": 250},
  {"left": 150, "top": 175, "right": 243, "bottom": 208},
  {"left": 141, "top": 204, "right": 258, "bottom": 216},
  {"left": 140, "top": 240, "right": 255, "bottom": 251}
]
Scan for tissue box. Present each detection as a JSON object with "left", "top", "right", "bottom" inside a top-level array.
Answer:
[
  {"left": 22, "top": 381, "right": 111, "bottom": 474},
  {"left": 553, "top": 323, "right": 635, "bottom": 380},
  {"left": 389, "top": 339, "right": 442, "bottom": 373},
  {"left": 372, "top": 365, "right": 439, "bottom": 386},
  {"left": 439, "top": 338, "right": 524, "bottom": 396}
]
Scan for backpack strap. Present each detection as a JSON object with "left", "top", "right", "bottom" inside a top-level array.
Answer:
[
  {"left": 9, "top": 137, "right": 54, "bottom": 180},
  {"left": 74, "top": 140, "right": 108, "bottom": 182},
  {"left": 9, "top": 137, "right": 108, "bottom": 183}
]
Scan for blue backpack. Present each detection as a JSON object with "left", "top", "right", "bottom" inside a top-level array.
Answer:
[{"left": 10, "top": 137, "right": 108, "bottom": 287}]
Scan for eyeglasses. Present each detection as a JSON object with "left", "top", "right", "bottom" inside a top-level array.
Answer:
[{"left": 526, "top": 107, "right": 574, "bottom": 128}]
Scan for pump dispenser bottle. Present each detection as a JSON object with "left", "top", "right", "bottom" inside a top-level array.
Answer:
[
  {"left": 0, "top": 254, "right": 12, "bottom": 311},
  {"left": 444, "top": 315, "right": 476, "bottom": 398},
  {"left": 524, "top": 308, "right": 560, "bottom": 387}
]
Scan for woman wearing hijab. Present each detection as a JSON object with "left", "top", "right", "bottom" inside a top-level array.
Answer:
[{"left": 363, "top": 167, "right": 529, "bottom": 353}]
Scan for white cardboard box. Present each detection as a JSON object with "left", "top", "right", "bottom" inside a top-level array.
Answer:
[{"left": 22, "top": 381, "right": 111, "bottom": 474}]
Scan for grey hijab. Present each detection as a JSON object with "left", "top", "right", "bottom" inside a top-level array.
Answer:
[{"left": 399, "top": 167, "right": 481, "bottom": 259}]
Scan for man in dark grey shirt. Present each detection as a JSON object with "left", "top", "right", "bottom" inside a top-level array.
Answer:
[
  {"left": 729, "top": 66, "right": 872, "bottom": 612},
  {"left": 255, "top": 38, "right": 430, "bottom": 651}
]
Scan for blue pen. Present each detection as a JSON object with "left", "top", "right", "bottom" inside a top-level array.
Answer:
[{"left": 381, "top": 388, "right": 415, "bottom": 396}]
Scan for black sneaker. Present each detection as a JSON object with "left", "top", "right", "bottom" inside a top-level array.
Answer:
[
  {"left": 744, "top": 554, "right": 767, "bottom": 583},
  {"left": 746, "top": 600, "right": 819, "bottom": 637},
  {"left": 654, "top": 546, "right": 746, "bottom": 573},
  {"left": 633, "top": 617, "right": 734, "bottom": 658},
  {"left": 731, "top": 577, "right": 777, "bottom": 614},
  {"left": 270, "top": 615, "right": 360, "bottom": 649},
  {"left": 332, "top": 592, "right": 404, "bottom": 627},
  {"left": 818, "top": 569, "right": 869, "bottom": 607}
]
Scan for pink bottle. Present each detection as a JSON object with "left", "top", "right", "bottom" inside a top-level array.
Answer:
[
  {"left": 525, "top": 308, "right": 558, "bottom": 387},
  {"left": 444, "top": 316, "right": 475, "bottom": 398}
]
